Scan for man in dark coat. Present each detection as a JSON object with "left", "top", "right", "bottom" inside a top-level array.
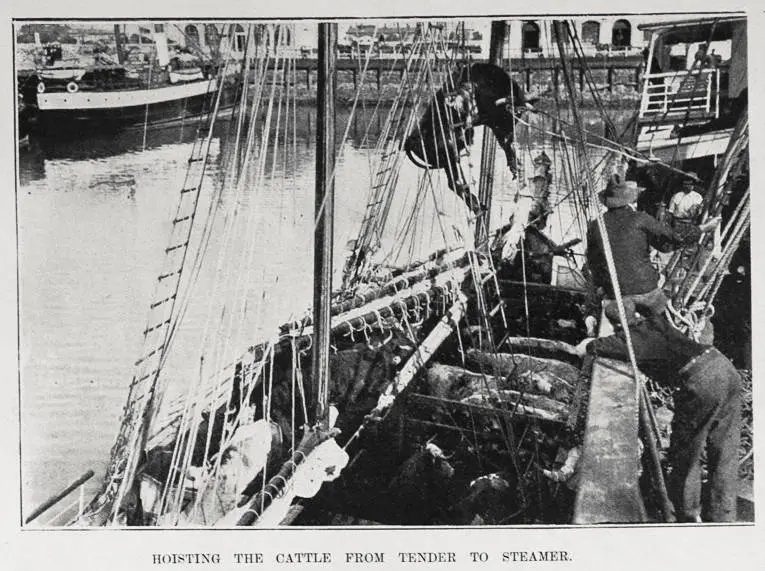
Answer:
[
  {"left": 575, "top": 313, "right": 741, "bottom": 522},
  {"left": 585, "top": 175, "right": 718, "bottom": 325}
]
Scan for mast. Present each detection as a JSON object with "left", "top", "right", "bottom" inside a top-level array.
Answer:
[
  {"left": 310, "top": 22, "right": 337, "bottom": 429},
  {"left": 474, "top": 21, "right": 507, "bottom": 246},
  {"left": 113, "top": 24, "right": 125, "bottom": 65}
]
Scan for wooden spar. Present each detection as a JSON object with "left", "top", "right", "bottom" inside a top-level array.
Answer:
[
  {"left": 343, "top": 295, "right": 467, "bottom": 447},
  {"left": 311, "top": 22, "right": 337, "bottom": 429},
  {"left": 235, "top": 428, "right": 338, "bottom": 526},
  {"left": 573, "top": 358, "right": 647, "bottom": 523},
  {"left": 279, "top": 264, "right": 470, "bottom": 347},
  {"left": 409, "top": 392, "right": 568, "bottom": 425},
  {"left": 475, "top": 20, "right": 507, "bottom": 246},
  {"left": 113, "top": 25, "right": 125, "bottom": 65},
  {"left": 382, "top": 296, "right": 466, "bottom": 398},
  {"left": 552, "top": 21, "right": 673, "bottom": 521},
  {"left": 280, "top": 250, "right": 470, "bottom": 333},
  {"left": 423, "top": 364, "right": 571, "bottom": 419},
  {"left": 25, "top": 470, "right": 94, "bottom": 524},
  {"left": 499, "top": 336, "right": 579, "bottom": 358}
]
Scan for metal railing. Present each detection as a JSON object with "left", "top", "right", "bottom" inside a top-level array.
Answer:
[{"left": 639, "top": 68, "right": 719, "bottom": 122}]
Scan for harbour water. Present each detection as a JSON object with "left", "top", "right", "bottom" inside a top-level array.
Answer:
[{"left": 17, "top": 105, "right": 631, "bottom": 522}]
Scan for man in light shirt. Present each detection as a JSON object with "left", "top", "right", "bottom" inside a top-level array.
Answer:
[{"left": 668, "top": 172, "right": 704, "bottom": 229}]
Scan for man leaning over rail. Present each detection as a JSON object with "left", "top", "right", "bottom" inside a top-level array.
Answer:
[{"left": 574, "top": 313, "right": 741, "bottom": 523}]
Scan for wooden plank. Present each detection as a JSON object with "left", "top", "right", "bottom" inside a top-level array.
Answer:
[{"left": 573, "top": 357, "right": 647, "bottom": 524}]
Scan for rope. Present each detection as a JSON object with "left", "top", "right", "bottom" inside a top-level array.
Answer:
[
  {"left": 141, "top": 44, "right": 155, "bottom": 152},
  {"left": 553, "top": 20, "right": 643, "bottom": 411}
]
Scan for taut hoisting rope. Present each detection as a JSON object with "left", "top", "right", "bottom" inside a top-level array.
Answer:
[{"left": 553, "top": 21, "right": 674, "bottom": 522}]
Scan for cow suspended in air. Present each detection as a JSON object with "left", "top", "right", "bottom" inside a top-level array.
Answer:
[{"left": 404, "top": 63, "right": 535, "bottom": 214}]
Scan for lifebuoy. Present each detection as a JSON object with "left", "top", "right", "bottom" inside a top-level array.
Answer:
[
  {"left": 66, "top": 81, "right": 79, "bottom": 93},
  {"left": 37, "top": 82, "right": 45, "bottom": 94}
]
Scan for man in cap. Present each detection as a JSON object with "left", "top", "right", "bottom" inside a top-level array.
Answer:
[
  {"left": 574, "top": 312, "right": 741, "bottom": 522},
  {"left": 585, "top": 174, "right": 718, "bottom": 326},
  {"left": 668, "top": 172, "right": 705, "bottom": 232}
]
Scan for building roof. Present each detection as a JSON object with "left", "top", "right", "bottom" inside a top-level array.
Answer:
[{"left": 638, "top": 15, "right": 746, "bottom": 45}]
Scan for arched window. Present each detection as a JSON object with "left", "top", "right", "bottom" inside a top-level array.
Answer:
[
  {"left": 185, "top": 24, "right": 200, "bottom": 47},
  {"left": 204, "top": 24, "right": 221, "bottom": 50},
  {"left": 522, "top": 21, "right": 540, "bottom": 51},
  {"left": 233, "top": 23, "right": 246, "bottom": 52},
  {"left": 612, "top": 19, "right": 632, "bottom": 48},
  {"left": 582, "top": 20, "right": 600, "bottom": 45},
  {"left": 129, "top": 33, "right": 140, "bottom": 45}
]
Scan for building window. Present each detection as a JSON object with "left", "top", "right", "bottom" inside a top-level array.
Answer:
[
  {"left": 204, "top": 24, "right": 221, "bottom": 50},
  {"left": 129, "top": 33, "right": 140, "bottom": 44},
  {"left": 185, "top": 24, "right": 200, "bottom": 47},
  {"left": 522, "top": 21, "right": 540, "bottom": 51},
  {"left": 612, "top": 19, "right": 632, "bottom": 48},
  {"left": 582, "top": 20, "right": 600, "bottom": 45}
]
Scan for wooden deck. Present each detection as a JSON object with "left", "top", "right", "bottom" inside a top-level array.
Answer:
[{"left": 573, "top": 357, "right": 647, "bottom": 524}]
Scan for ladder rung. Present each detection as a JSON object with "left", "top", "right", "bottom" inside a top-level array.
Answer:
[
  {"left": 165, "top": 242, "right": 188, "bottom": 254},
  {"left": 489, "top": 300, "right": 506, "bottom": 317},
  {"left": 134, "top": 345, "right": 165, "bottom": 366},
  {"left": 143, "top": 318, "right": 171, "bottom": 336},
  {"left": 481, "top": 272, "right": 497, "bottom": 285},
  {"left": 150, "top": 294, "right": 176, "bottom": 309},
  {"left": 157, "top": 270, "right": 180, "bottom": 281},
  {"left": 173, "top": 215, "right": 192, "bottom": 225},
  {"left": 180, "top": 187, "right": 197, "bottom": 194},
  {"left": 137, "top": 368, "right": 161, "bottom": 383},
  {"left": 188, "top": 157, "right": 205, "bottom": 164}
]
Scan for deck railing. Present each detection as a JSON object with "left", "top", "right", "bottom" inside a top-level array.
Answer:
[{"left": 639, "top": 68, "right": 719, "bottom": 123}]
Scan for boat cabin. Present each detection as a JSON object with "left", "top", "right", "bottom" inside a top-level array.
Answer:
[{"left": 635, "top": 16, "right": 747, "bottom": 162}]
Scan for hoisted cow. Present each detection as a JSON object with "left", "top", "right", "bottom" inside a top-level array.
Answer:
[{"left": 403, "top": 63, "right": 534, "bottom": 214}]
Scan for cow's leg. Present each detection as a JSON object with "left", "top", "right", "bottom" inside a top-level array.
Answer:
[{"left": 492, "top": 124, "right": 518, "bottom": 179}]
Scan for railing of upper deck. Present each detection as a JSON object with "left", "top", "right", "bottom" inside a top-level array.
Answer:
[{"left": 639, "top": 67, "right": 720, "bottom": 123}]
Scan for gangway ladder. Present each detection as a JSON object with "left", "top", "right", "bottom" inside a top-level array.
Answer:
[
  {"left": 96, "top": 66, "right": 231, "bottom": 519},
  {"left": 454, "top": 123, "right": 508, "bottom": 350}
]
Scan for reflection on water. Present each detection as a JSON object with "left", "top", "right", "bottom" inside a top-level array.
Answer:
[{"left": 17, "top": 103, "right": 633, "bottom": 520}]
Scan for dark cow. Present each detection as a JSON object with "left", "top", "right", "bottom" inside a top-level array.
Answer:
[
  {"left": 404, "top": 63, "right": 532, "bottom": 213},
  {"left": 451, "top": 472, "right": 517, "bottom": 525},
  {"left": 384, "top": 442, "right": 456, "bottom": 524}
]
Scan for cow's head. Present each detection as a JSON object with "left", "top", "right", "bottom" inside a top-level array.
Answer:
[{"left": 423, "top": 442, "right": 456, "bottom": 479}]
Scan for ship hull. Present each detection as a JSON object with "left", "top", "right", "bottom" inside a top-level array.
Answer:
[{"left": 26, "top": 79, "right": 239, "bottom": 137}]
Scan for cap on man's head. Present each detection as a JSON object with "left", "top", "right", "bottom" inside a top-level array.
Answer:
[{"left": 683, "top": 171, "right": 703, "bottom": 186}]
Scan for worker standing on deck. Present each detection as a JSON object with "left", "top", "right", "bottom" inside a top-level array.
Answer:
[
  {"left": 585, "top": 175, "right": 719, "bottom": 326},
  {"left": 574, "top": 313, "right": 741, "bottom": 522},
  {"left": 667, "top": 172, "right": 705, "bottom": 232}
]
